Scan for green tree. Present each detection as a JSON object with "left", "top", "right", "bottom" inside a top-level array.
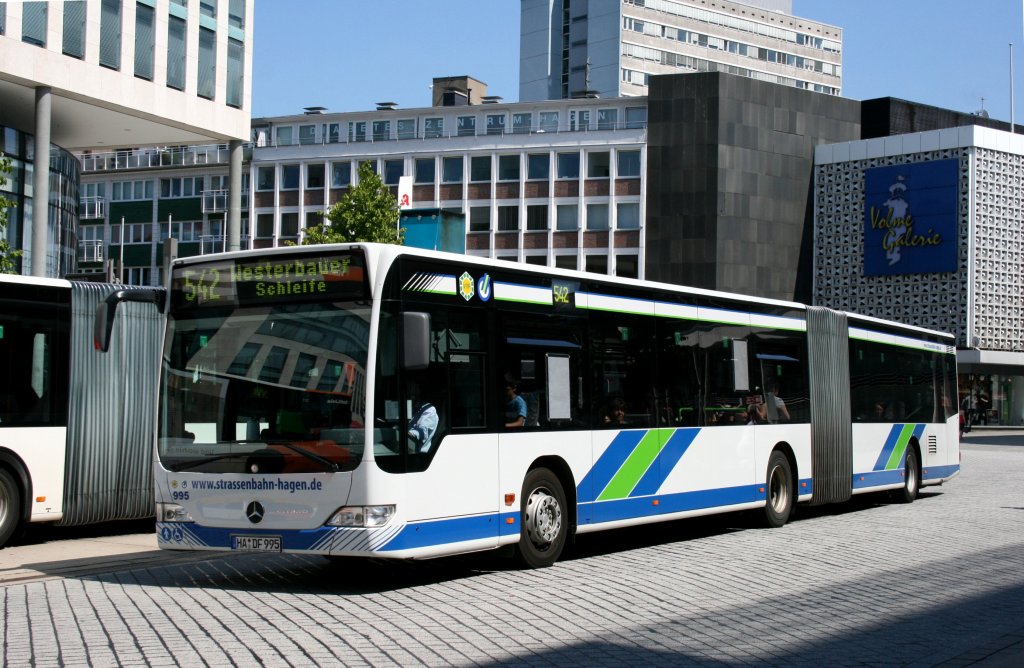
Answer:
[
  {"left": 302, "top": 161, "right": 404, "bottom": 245},
  {"left": 0, "top": 154, "right": 22, "bottom": 274}
]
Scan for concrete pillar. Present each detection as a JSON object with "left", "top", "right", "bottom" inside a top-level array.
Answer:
[
  {"left": 228, "top": 139, "right": 243, "bottom": 252},
  {"left": 31, "top": 86, "right": 52, "bottom": 277}
]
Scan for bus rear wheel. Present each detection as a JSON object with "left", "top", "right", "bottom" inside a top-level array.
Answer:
[
  {"left": 892, "top": 446, "right": 920, "bottom": 504},
  {"left": 515, "top": 468, "right": 567, "bottom": 569},
  {"left": 762, "top": 450, "right": 793, "bottom": 528},
  {"left": 0, "top": 469, "right": 22, "bottom": 548}
]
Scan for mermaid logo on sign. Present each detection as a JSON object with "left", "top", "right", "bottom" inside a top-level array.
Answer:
[
  {"left": 863, "top": 159, "right": 958, "bottom": 276},
  {"left": 477, "top": 274, "right": 492, "bottom": 302}
]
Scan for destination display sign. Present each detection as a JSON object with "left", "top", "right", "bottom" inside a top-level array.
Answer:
[{"left": 170, "top": 252, "right": 367, "bottom": 310}]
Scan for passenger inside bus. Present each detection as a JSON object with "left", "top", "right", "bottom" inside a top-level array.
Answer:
[
  {"left": 504, "top": 379, "right": 527, "bottom": 428},
  {"left": 603, "top": 397, "right": 630, "bottom": 427}
]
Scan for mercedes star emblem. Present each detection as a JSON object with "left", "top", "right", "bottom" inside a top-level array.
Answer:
[{"left": 246, "top": 500, "right": 265, "bottom": 524}]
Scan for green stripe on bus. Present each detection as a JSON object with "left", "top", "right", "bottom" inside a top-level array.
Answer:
[
  {"left": 598, "top": 429, "right": 671, "bottom": 501},
  {"left": 885, "top": 423, "right": 915, "bottom": 470}
]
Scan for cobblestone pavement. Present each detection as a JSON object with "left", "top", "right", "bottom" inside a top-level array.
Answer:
[{"left": 2, "top": 440, "right": 1023, "bottom": 667}]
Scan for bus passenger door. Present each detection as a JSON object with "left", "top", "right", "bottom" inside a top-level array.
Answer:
[{"left": 497, "top": 313, "right": 589, "bottom": 535}]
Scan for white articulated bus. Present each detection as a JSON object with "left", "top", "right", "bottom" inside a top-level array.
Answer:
[
  {"left": 98, "top": 243, "right": 960, "bottom": 568},
  {"left": 0, "top": 275, "right": 162, "bottom": 547}
]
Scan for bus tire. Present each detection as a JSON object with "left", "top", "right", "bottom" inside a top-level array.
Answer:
[
  {"left": 892, "top": 446, "right": 920, "bottom": 504},
  {"left": 514, "top": 468, "right": 567, "bottom": 569},
  {"left": 0, "top": 468, "right": 22, "bottom": 548},
  {"left": 762, "top": 450, "right": 793, "bottom": 528}
]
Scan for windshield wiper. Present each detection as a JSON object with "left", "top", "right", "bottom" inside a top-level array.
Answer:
[
  {"left": 166, "top": 452, "right": 246, "bottom": 472},
  {"left": 265, "top": 440, "right": 340, "bottom": 473}
]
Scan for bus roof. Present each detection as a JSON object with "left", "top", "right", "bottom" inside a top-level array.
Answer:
[{"left": 170, "top": 243, "right": 954, "bottom": 342}]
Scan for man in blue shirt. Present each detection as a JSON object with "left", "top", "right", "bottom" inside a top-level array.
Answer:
[{"left": 504, "top": 381, "right": 527, "bottom": 428}]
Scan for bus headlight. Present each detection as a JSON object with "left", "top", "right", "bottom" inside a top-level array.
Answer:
[
  {"left": 327, "top": 505, "right": 395, "bottom": 528},
  {"left": 157, "top": 502, "right": 194, "bottom": 523}
]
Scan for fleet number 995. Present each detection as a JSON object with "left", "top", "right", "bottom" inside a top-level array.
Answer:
[{"left": 171, "top": 490, "right": 190, "bottom": 501}]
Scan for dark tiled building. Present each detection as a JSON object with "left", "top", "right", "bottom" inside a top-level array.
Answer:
[{"left": 645, "top": 71, "right": 860, "bottom": 303}]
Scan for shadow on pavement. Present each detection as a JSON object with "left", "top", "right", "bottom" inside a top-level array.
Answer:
[{"left": 70, "top": 490, "right": 942, "bottom": 595}]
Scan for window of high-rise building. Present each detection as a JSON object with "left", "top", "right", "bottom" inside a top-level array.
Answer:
[
  {"left": 512, "top": 113, "right": 532, "bottom": 134},
  {"left": 527, "top": 154, "right": 549, "bottom": 180},
  {"left": 167, "top": 15, "right": 186, "bottom": 90},
  {"left": 383, "top": 159, "right": 403, "bottom": 185},
  {"left": 135, "top": 2, "right": 156, "bottom": 80},
  {"left": 227, "top": 38, "right": 245, "bottom": 108},
  {"left": 556, "top": 204, "right": 578, "bottom": 231},
  {"left": 539, "top": 112, "right": 559, "bottom": 133},
  {"left": 457, "top": 116, "right": 476, "bottom": 137},
  {"left": 617, "top": 150, "right": 641, "bottom": 178},
  {"left": 100, "top": 0, "right": 122, "bottom": 70},
  {"left": 424, "top": 118, "right": 443, "bottom": 139},
  {"left": 306, "top": 164, "right": 325, "bottom": 189},
  {"left": 617, "top": 203, "right": 640, "bottom": 230},
  {"left": 587, "top": 152, "right": 610, "bottom": 178},
  {"left": 331, "top": 162, "right": 351, "bottom": 188},
  {"left": 281, "top": 165, "right": 299, "bottom": 190},
  {"left": 497, "top": 206, "right": 518, "bottom": 232},
  {"left": 526, "top": 205, "right": 548, "bottom": 231},
  {"left": 397, "top": 119, "right": 416, "bottom": 140},
  {"left": 414, "top": 158, "right": 434, "bottom": 184},
  {"left": 200, "top": 0, "right": 217, "bottom": 18},
  {"left": 597, "top": 109, "right": 618, "bottom": 130},
  {"left": 470, "top": 156, "right": 491, "bottom": 183},
  {"left": 556, "top": 153, "right": 579, "bottom": 179},
  {"left": 63, "top": 1, "right": 87, "bottom": 58},
  {"left": 197, "top": 27, "right": 216, "bottom": 99},
  {"left": 442, "top": 156, "right": 463, "bottom": 183},
  {"left": 22, "top": 2, "right": 47, "bottom": 47},
  {"left": 469, "top": 207, "right": 490, "bottom": 232},
  {"left": 498, "top": 155, "right": 519, "bottom": 182},
  {"left": 586, "top": 203, "right": 609, "bottom": 231},
  {"left": 228, "top": 0, "right": 245, "bottom": 29}
]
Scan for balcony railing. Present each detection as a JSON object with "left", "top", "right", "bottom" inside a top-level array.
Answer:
[
  {"left": 79, "top": 143, "right": 254, "bottom": 173},
  {"left": 252, "top": 121, "right": 649, "bottom": 148},
  {"left": 80, "top": 196, "right": 106, "bottom": 219},
  {"left": 200, "top": 234, "right": 251, "bottom": 255},
  {"left": 201, "top": 189, "right": 249, "bottom": 213},
  {"left": 78, "top": 240, "right": 104, "bottom": 263},
  {"left": 202, "top": 189, "right": 228, "bottom": 213}
]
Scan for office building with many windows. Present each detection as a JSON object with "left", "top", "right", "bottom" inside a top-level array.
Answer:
[
  {"left": 520, "top": 0, "right": 841, "bottom": 101},
  {"left": 0, "top": 0, "right": 253, "bottom": 277},
  {"left": 77, "top": 90, "right": 648, "bottom": 282}
]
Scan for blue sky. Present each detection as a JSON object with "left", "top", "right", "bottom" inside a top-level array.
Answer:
[{"left": 253, "top": 1, "right": 1024, "bottom": 123}]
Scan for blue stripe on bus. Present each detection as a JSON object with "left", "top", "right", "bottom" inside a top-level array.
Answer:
[
  {"left": 576, "top": 430, "right": 646, "bottom": 503},
  {"left": 630, "top": 428, "right": 698, "bottom": 497},
  {"left": 872, "top": 425, "right": 904, "bottom": 471},
  {"left": 583, "top": 484, "right": 760, "bottom": 525},
  {"left": 852, "top": 469, "right": 906, "bottom": 488},
  {"left": 923, "top": 464, "right": 960, "bottom": 480},
  {"left": 377, "top": 514, "right": 504, "bottom": 551}
]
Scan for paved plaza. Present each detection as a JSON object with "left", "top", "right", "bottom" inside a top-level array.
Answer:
[{"left": 2, "top": 434, "right": 1023, "bottom": 666}]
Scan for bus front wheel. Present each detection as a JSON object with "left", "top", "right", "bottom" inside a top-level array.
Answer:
[
  {"left": 763, "top": 450, "right": 794, "bottom": 528},
  {"left": 0, "top": 468, "right": 22, "bottom": 548},
  {"left": 892, "top": 446, "right": 920, "bottom": 504},
  {"left": 515, "top": 468, "right": 567, "bottom": 569}
]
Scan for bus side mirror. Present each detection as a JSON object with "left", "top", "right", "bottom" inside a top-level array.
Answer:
[
  {"left": 94, "top": 288, "right": 166, "bottom": 352},
  {"left": 402, "top": 311, "right": 431, "bottom": 370}
]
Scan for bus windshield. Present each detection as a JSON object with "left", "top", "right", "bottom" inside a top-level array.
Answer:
[{"left": 159, "top": 251, "right": 370, "bottom": 474}]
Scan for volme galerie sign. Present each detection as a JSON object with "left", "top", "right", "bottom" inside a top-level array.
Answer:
[{"left": 863, "top": 159, "right": 959, "bottom": 276}]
